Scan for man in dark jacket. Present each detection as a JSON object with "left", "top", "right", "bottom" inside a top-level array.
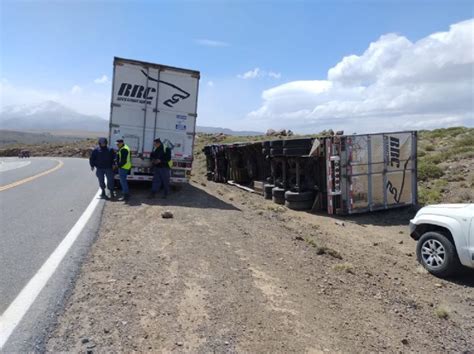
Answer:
[
  {"left": 149, "top": 138, "right": 172, "bottom": 198},
  {"left": 90, "top": 137, "right": 116, "bottom": 198}
]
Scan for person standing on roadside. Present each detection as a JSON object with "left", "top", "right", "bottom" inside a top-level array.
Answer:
[
  {"left": 89, "top": 137, "right": 116, "bottom": 199},
  {"left": 149, "top": 138, "right": 172, "bottom": 199},
  {"left": 116, "top": 139, "right": 131, "bottom": 201}
]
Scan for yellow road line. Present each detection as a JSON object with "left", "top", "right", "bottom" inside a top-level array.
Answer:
[{"left": 0, "top": 159, "right": 64, "bottom": 192}]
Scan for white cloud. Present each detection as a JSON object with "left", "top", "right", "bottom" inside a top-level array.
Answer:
[
  {"left": 237, "top": 68, "right": 282, "bottom": 80},
  {"left": 268, "top": 71, "right": 282, "bottom": 79},
  {"left": 94, "top": 75, "right": 109, "bottom": 84},
  {"left": 238, "top": 68, "right": 261, "bottom": 79},
  {"left": 195, "top": 39, "right": 229, "bottom": 47},
  {"left": 249, "top": 19, "right": 474, "bottom": 133},
  {"left": 70, "top": 85, "right": 82, "bottom": 94},
  {"left": 207, "top": 81, "right": 215, "bottom": 87}
]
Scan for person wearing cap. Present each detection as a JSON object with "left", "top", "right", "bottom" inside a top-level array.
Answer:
[
  {"left": 149, "top": 138, "right": 172, "bottom": 199},
  {"left": 116, "top": 139, "right": 132, "bottom": 201},
  {"left": 89, "top": 137, "right": 116, "bottom": 199}
]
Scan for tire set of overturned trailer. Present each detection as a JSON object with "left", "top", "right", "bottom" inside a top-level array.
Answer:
[{"left": 203, "top": 131, "right": 418, "bottom": 215}]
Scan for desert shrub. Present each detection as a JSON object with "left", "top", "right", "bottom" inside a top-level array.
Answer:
[
  {"left": 418, "top": 187, "right": 442, "bottom": 205},
  {"left": 426, "top": 127, "right": 467, "bottom": 139},
  {"left": 435, "top": 306, "right": 450, "bottom": 319},
  {"left": 418, "top": 161, "right": 444, "bottom": 181},
  {"left": 453, "top": 133, "right": 474, "bottom": 148},
  {"left": 434, "top": 179, "right": 448, "bottom": 188}
]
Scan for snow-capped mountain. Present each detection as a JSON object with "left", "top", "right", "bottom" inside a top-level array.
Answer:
[{"left": 0, "top": 101, "right": 108, "bottom": 132}]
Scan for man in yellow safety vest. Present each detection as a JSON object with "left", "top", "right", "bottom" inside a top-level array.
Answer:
[{"left": 116, "top": 139, "right": 131, "bottom": 202}]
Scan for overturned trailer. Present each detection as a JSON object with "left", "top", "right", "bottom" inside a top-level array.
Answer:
[{"left": 203, "top": 131, "right": 418, "bottom": 215}]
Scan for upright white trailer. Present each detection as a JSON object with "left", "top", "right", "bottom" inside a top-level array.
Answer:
[{"left": 109, "top": 57, "right": 200, "bottom": 182}]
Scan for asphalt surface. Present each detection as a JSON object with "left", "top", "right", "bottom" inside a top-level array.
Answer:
[{"left": 0, "top": 157, "right": 103, "bottom": 350}]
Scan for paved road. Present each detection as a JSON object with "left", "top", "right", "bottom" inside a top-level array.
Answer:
[{"left": 0, "top": 157, "right": 102, "bottom": 350}]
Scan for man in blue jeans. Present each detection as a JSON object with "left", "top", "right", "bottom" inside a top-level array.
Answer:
[
  {"left": 89, "top": 137, "right": 116, "bottom": 199},
  {"left": 149, "top": 138, "right": 171, "bottom": 199},
  {"left": 116, "top": 139, "right": 132, "bottom": 202}
]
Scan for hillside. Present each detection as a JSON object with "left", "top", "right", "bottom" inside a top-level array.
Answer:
[
  {"left": 0, "top": 129, "right": 102, "bottom": 147},
  {"left": 196, "top": 126, "right": 263, "bottom": 136},
  {"left": 417, "top": 127, "right": 474, "bottom": 204}
]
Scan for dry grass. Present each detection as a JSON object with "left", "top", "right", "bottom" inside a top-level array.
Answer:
[
  {"left": 435, "top": 305, "right": 450, "bottom": 319},
  {"left": 333, "top": 263, "right": 355, "bottom": 274}
]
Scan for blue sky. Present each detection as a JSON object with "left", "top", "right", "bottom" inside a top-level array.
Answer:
[{"left": 1, "top": 0, "right": 473, "bottom": 133}]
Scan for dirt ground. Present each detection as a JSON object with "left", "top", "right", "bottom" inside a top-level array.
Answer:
[{"left": 46, "top": 173, "right": 474, "bottom": 353}]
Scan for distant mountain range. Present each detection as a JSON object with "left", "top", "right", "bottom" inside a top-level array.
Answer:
[
  {"left": 0, "top": 101, "right": 108, "bottom": 132},
  {"left": 195, "top": 126, "right": 262, "bottom": 136},
  {"left": 0, "top": 101, "right": 263, "bottom": 136}
]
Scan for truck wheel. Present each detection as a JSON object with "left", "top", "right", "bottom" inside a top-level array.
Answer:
[
  {"left": 285, "top": 190, "right": 314, "bottom": 202},
  {"left": 272, "top": 196, "right": 285, "bottom": 205},
  {"left": 283, "top": 147, "right": 310, "bottom": 156},
  {"left": 282, "top": 138, "right": 313, "bottom": 148},
  {"left": 285, "top": 199, "right": 313, "bottom": 210},
  {"left": 264, "top": 184, "right": 274, "bottom": 199},
  {"left": 272, "top": 187, "right": 285, "bottom": 199},
  {"left": 416, "top": 231, "right": 462, "bottom": 278}
]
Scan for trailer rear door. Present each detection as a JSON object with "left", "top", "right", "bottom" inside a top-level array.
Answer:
[{"left": 345, "top": 131, "right": 417, "bottom": 214}]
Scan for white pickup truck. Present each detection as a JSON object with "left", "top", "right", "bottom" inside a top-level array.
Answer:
[{"left": 410, "top": 204, "right": 474, "bottom": 277}]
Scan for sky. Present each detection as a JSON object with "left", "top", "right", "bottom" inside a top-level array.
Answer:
[{"left": 1, "top": 0, "right": 473, "bottom": 133}]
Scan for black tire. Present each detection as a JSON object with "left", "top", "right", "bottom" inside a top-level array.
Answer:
[
  {"left": 269, "top": 140, "right": 283, "bottom": 147},
  {"left": 272, "top": 187, "right": 285, "bottom": 199},
  {"left": 264, "top": 184, "right": 274, "bottom": 200},
  {"left": 270, "top": 148, "right": 283, "bottom": 156},
  {"left": 416, "top": 231, "right": 462, "bottom": 278},
  {"left": 283, "top": 147, "right": 310, "bottom": 156},
  {"left": 285, "top": 190, "right": 314, "bottom": 202},
  {"left": 272, "top": 196, "right": 285, "bottom": 205},
  {"left": 285, "top": 199, "right": 314, "bottom": 210},
  {"left": 282, "top": 138, "right": 313, "bottom": 148}
]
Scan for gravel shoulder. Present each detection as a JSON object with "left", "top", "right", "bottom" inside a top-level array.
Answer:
[{"left": 46, "top": 179, "right": 474, "bottom": 352}]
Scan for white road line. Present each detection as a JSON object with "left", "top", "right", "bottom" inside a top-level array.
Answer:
[
  {"left": 0, "top": 189, "right": 102, "bottom": 349},
  {"left": 0, "top": 161, "right": 31, "bottom": 173}
]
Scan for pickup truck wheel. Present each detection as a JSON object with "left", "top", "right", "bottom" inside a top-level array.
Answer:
[{"left": 416, "top": 231, "right": 461, "bottom": 278}]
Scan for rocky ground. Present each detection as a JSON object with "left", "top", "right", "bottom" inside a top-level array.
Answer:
[{"left": 46, "top": 168, "right": 473, "bottom": 352}]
